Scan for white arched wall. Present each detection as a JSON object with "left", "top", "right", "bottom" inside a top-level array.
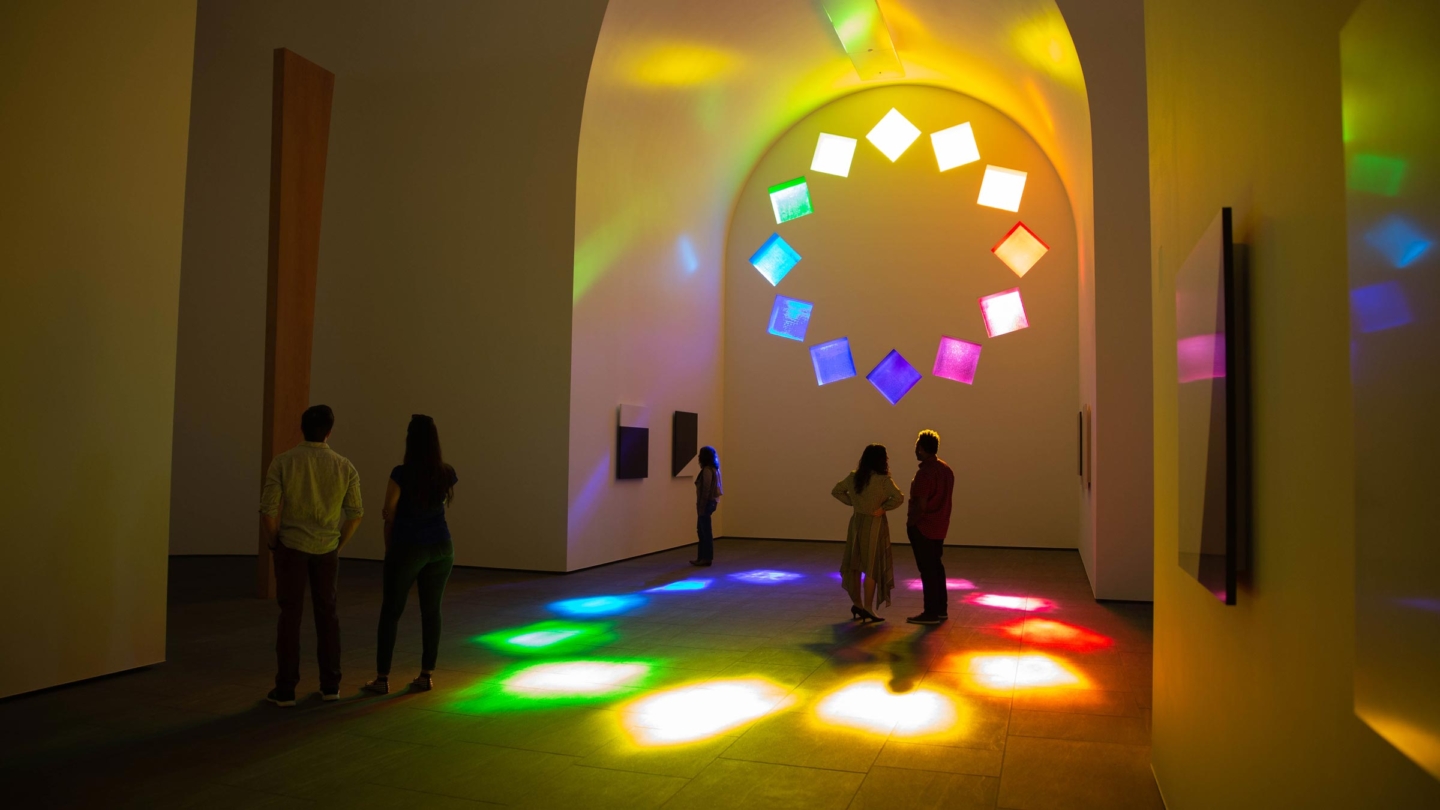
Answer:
[
  {"left": 570, "top": 0, "right": 1152, "bottom": 597},
  {"left": 724, "top": 86, "right": 1080, "bottom": 547}
]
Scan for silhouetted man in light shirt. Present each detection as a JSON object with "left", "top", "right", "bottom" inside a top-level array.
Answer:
[
  {"left": 258, "top": 404, "right": 363, "bottom": 706},
  {"left": 906, "top": 429, "right": 955, "bottom": 625}
]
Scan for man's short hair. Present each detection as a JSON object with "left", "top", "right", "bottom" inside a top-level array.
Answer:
[
  {"left": 916, "top": 429, "right": 940, "bottom": 455},
  {"left": 301, "top": 405, "right": 335, "bottom": 442}
]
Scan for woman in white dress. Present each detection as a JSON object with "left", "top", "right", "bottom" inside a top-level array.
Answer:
[{"left": 832, "top": 444, "right": 904, "bottom": 622}]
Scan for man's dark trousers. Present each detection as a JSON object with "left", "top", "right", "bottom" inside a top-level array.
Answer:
[
  {"left": 274, "top": 543, "right": 341, "bottom": 691},
  {"left": 907, "top": 525, "right": 948, "bottom": 617}
]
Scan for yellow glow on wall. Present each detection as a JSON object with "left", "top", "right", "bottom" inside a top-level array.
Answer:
[
  {"left": 1011, "top": 15, "right": 1084, "bottom": 88},
  {"left": 814, "top": 679, "right": 958, "bottom": 737},
  {"left": 954, "top": 652, "right": 1088, "bottom": 693},
  {"left": 977, "top": 165, "right": 1028, "bottom": 212},
  {"left": 866, "top": 108, "right": 922, "bottom": 162},
  {"left": 629, "top": 43, "right": 739, "bottom": 87},
  {"left": 930, "top": 121, "right": 981, "bottom": 171},
  {"left": 620, "top": 678, "right": 792, "bottom": 745}
]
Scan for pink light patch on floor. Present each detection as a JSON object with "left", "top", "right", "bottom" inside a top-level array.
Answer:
[
  {"left": 903, "top": 578, "right": 976, "bottom": 591},
  {"left": 968, "top": 593, "right": 1055, "bottom": 612}
]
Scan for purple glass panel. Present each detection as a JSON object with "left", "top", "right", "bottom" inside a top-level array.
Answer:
[{"left": 866, "top": 350, "right": 922, "bottom": 405}]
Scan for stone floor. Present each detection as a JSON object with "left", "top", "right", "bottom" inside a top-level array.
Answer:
[{"left": 0, "top": 540, "right": 1161, "bottom": 809}]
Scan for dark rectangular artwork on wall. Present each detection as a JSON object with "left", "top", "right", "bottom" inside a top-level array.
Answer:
[
  {"left": 1174, "top": 207, "right": 1250, "bottom": 605},
  {"left": 617, "top": 405, "right": 649, "bottom": 480},
  {"left": 673, "top": 411, "right": 698, "bottom": 477}
]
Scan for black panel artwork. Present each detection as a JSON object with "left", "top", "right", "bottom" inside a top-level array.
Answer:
[
  {"left": 616, "top": 405, "right": 649, "bottom": 480},
  {"left": 1174, "top": 207, "right": 1251, "bottom": 604},
  {"left": 672, "top": 411, "right": 698, "bottom": 477}
]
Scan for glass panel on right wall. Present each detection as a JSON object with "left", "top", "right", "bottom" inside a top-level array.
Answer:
[{"left": 1345, "top": 0, "right": 1440, "bottom": 781}]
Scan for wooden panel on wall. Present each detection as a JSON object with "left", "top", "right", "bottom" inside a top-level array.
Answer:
[{"left": 258, "top": 48, "right": 334, "bottom": 597}]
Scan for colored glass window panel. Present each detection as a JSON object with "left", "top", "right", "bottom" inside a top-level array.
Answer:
[
  {"left": 992, "top": 222, "right": 1049, "bottom": 277},
  {"left": 979, "top": 288, "right": 1029, "bottom": 337},
  {"left": 646, "top": 578, "right": 712, "bottom": 592},
  {"left": 1351, "top": 281, "right": 1413, "bottom": 333},
  {"left": 749, "top": 233, "right": 802, "bottom": 286},
  {"left": 768, "top": 177, "right": 814, "bottom": 224},
  {"left": 867, "top": 349, "right": 923, "bottom": 405},
  {"left": 930, "top": 122, "right": 980, "bottom": 171},
  {"left": 810, "top": 337, "right": 857, "bottom": 385},
  {"left": 932, "top": 336, "right": 982, "bottom": 385},
  {"left": 977, "top": 165, "right": 1028, "bottom": 212},
  {"left": 1364, "top": 215, "right": 1433, "bottom": 269},
  {"left": 549, "top": 595, "right": 646, "bottom": 617},
  {"left": 866, "top": 108, "right": 922, "bottom": 162},
  {"left": 767, "top": 295, "right": 814, "bottom": 341},
  {"left": 811, "top": 133, "right": 859, "bottom": 177}
]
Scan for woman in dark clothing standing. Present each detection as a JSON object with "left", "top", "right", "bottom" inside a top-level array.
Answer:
[
  {"left": 690, "top": 446, "right": 723, "bottom": 567},
  {"left": 364, "top": 415, "right": 457, "bottom": 694}
]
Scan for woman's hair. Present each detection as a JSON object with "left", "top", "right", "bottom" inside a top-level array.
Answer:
[
  {"left": 404, "top": 414, "right": 454, "bottom": 509},
  {"left": 699, "top": 446, "right": 719, "bottom": 469},
  {"left": 853, "top": 444, "right": 889, "bottom": 494}
]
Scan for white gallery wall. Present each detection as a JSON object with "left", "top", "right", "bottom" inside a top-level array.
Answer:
[
  {"left": 724, "top": 86, "right": 1080, "bottom": 548},
  {"left": 0, "top": 0, "right": 195, "bottom": 698},
  {"left": 171, "top": 0, "right": 608, "bottom": 570}
]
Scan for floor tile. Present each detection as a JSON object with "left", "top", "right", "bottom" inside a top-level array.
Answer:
[
  {"left": 1007, "top": 710, "right": 1150, "bottom": 746},
  {"left": 511, "top": 764, "right": 685, "bottom": 808},
  {"left": 664, "top": 758, "right": 864, "bottom": 809},
  {"left": 873, "top": 741, "right": 1005, "bottom": 776},
  {"left": 850, "top": 765, "right": 1000, "bottom": 809},
  {"left": 996, "top": 736, "right": 1164, "bottom": 810}
]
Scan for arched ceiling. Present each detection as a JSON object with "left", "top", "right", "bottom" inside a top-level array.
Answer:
[{"left": 574, "top": 0, "right": 1093, "bottom": 300}]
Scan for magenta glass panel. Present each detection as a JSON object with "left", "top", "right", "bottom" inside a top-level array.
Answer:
[{"left": 932, "top": 336, "right": 982, "bottom": 384}]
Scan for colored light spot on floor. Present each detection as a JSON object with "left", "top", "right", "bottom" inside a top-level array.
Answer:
[
  {"left": 959, "top": 653, "right": 1086, "bottom": 693},
  {"left": 477, "top": 621, "right": 613, "bottom": 656},
  {"left": 503, "top": 661, "right": 649, "bottom": 696},
  {"left": 815, "top": 679, "right": 958, "bottom": 737},
  {"left": 549, "top": 595, "right": 646, "bottom": 617},
  {"left": 730, "top": 570, "right": 804, "bottom": 584},
  {"left": 969, "top": 593, "right": 1054, "bottom": 611},
  {"left": 904, "top": 578, "right": 976, "bottom": 591},
  {"left": 999, "top": 619, "right": 1113, "bottom": 652},
  {"left": 646, "top": 578, "right": 713, "bottom": 592},
  {"left": 621, "top": 678, "right": 792, "bottom": 745}
]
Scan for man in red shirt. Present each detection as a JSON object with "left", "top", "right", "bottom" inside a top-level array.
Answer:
[{"left": 906, "top": 429, "right": 955, "bottom": 624}]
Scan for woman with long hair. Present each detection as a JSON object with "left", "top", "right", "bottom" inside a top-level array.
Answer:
[
  {"left": 831, "top": 443, "right": 904, "bottom": 622},
  {"left": 690, "top": 446, "right": 723, "bottom": 567},
  {"left": 364, "top": 415, "right": 458, "bottom": 694}
]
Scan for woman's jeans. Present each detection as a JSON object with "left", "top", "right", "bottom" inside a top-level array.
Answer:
[
  {"left": 697, "top": 500, "right": 718, "bottom": 561},
  {"left": 376, "top": 539, "right": 454, "bottom": 675}
]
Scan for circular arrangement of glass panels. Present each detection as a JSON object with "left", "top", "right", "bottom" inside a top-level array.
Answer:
[{"left": 751, "top": 107, "right": 1052, "bottom": 404}]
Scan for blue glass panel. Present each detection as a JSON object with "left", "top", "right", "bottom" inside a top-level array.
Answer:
[
  {"left": 866, "top": 349, "right": 923, "bottom": 405},
  {"left": 767, "top": 295, "right": 814, "bottom": 341},
  {"left": 749, "top": 233, "right": 802, "bottom": 286},
  {"left": 810, "top": 337, "right": 856, "bottom": 385}
]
